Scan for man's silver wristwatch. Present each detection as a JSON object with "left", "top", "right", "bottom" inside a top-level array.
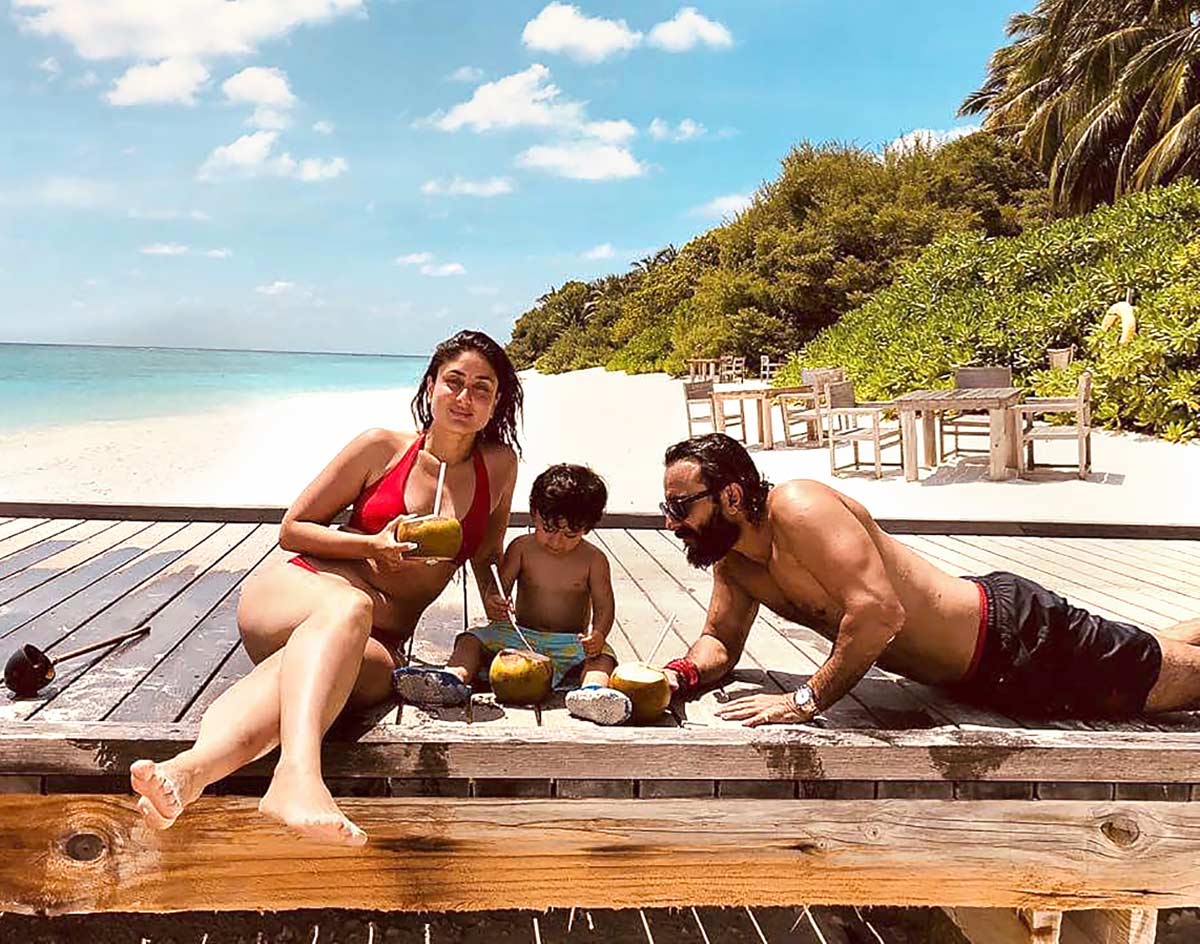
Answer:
[{"left": 791, "top": 683, "right": 819, "bottom": 720}]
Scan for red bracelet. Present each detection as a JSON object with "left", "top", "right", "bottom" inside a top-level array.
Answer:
[{"left": 664, "top": 657, "right": 701, "bottom": 694}]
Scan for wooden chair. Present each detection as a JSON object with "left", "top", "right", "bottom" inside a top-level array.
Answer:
[
  {"left": 718, "top": 355, "right": 746, "bottom": 384},
  {"left": 778, "top": 367, "right": 845, "bottom": 446},
  {"left": 1014, "top": 371, "right": 1092, "bottom": 479},
  {"left": 940, "top": 366, "right": 1014, "bottom": 461},
  {"left": 1047, "top": 345, "right": 1076, "bottom": 370},
  {"left": 759, "top": 354, "right": 785, "bottom": 382},
  {"left": 825, "top": 381, "right": 902, "bottom": 479},
  {"left": 683, "top": 380, "right": 746, "bottom": 441}
]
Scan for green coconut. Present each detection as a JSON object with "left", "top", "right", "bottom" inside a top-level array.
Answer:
[
  {"left": 489, "top": 648, "right": 553, "bottom": 705},
  {"left": 396, "top": 514, "right": 463, "bottom": 561}
]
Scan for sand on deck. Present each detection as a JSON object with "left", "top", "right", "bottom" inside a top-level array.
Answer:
[{"left": 3, "top": 367, "right": 1199, "bottom": 526}]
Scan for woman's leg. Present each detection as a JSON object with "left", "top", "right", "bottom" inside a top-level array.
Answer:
[{"left": 131, "top": 561, "right": 399, "bottom": 844}]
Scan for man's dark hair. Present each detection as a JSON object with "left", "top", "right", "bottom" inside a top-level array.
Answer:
[
  {"left": 530, "top": 464, "right": 608, "bottom": 532},
  {"left": 411, "top": 330, "right": 524, "bottom": 455},
  {"left": 664, "top": 434, "right": 772, "bottom": 524}
]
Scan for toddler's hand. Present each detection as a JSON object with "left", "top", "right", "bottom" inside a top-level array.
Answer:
[{"left": 580, "top": 629, "right": 604, "bottom": 658}]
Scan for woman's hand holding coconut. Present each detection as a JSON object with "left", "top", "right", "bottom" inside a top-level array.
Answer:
[{"left": 367, "top": 513, "right": 419, "bottom": 572}]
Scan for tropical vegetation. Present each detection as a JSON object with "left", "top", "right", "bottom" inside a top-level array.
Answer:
[
  {"left": 961, "top": 0, "right": 1200, "bottom": 214},
  {"left": 776, "top": 180, "right": 1200, "bottom": 440}
]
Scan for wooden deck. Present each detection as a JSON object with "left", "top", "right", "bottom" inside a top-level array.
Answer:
[{"left": 0, "top": 512, "right": 1198, "bottom": 934}]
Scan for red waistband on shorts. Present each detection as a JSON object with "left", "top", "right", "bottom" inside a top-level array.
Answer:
[{"left": 959, "top": 579, "right": 989, "bottom": 684}]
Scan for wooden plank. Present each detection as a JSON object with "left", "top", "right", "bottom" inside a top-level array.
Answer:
[
  {"left": 3, "top": 796, "right": 1199, "bottom": 914},
  {"left": 1053, "top": 539, "right": 1200, "bottom": 600},
  {"left": 0, "top": 519, "right": 107, "bottom": 578},
  {"left": 946, "top": 907, "right": 1062, "bottom": 944},
  {"left": 0, "top": 521, "right": 176, "bottom": 634},
  {"left": 33, "top": 524, "right": 272, "bottom": 723},
  {"left": 7, "top": 721, "right": 1200, "bottom": 783},
  {"left": 0, "top": 520, "right": 161, "bottom": 606},
  {"left": 0, "top": 517, "right": 51, "bottom": 545},
  {"left": 112, "top": 546, "right": 288, "bottom": 723},
  {"left": 1062, "top": 909, "right": 1157, "bottom": 944}
]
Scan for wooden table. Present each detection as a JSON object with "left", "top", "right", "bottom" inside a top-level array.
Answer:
[
  {"left": 712, "top": 384, "right": 815, "bottom": 449},
  {"left": 893, "top": 387, "right": 1025, "bottom": 481}
]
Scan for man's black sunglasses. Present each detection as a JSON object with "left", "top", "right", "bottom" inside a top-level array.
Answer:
[{"left": 659, "top": 487, "right": 718, "bottom": 521}]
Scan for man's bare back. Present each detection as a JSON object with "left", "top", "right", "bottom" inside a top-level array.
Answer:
[{"left": 722, "top": 483, "right": 981, "bottom": 686}]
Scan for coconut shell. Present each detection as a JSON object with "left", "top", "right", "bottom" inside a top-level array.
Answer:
[
  {"left": 610, "top": 661, "right": 672, "bottom": 723},
  {"left": 396, "top": 515, "right": 463, "bottom": 561},
  {"left": 488, "top": 648, "right": 553, "bottom": 705}
]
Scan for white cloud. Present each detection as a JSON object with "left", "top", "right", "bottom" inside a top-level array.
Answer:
[
  {"left": 447, "top": 65, "right": 484, "bottom": 83},
  {"left": 421, "top": 262, "right": 466, "bottom": 277},
  {"left": 293, "top": 156, "right": 348, "bottom": 181},
  {"left": 420, "top": 176, "right": 513, "bottom": 197},
  {"left": 689, "top": 192, "right": 752, "bottom": 218},
  {"left": 647, "top": 7, "right": 733, "bottom": 52},
  {"left": 205, "top": 247, "right": 232, "bottom": 258},
  {"left": 582, "top": 243, "right": 614, "bottom": 259},
  {"left": 30, "top": 176, "right": 115, "bottom": 208},
  {"left": 248, "top": 106, "right": 292, "bottom": 130},
  {"left": 256, "top": 280, "right": 297, "bottom": 296},
  {"left": 73, "top": 70, "right": 99, "bottom": 88},
  {"left": 107, "top": 58, "right": 209, "bottom": 106},
  {"left": 312, "top": 119, "right": 334, "bottom": 134},
  {"left": 222, "top": 66, "right": 295, "bottom": 107},
  {"left": 197, "top": 131, "right": 348, "bottom": 182},
  {"left": 649, "top": 117, "right": 705, "bottom": 141},
  {"left": 522, "top": 3, "right": 641, "bottom": 63},
  {"left": 516, "top": 142, "right": 646, "bottom": 180},
  {"left": 140, "top": 242, "right": 189, "bottom": 255},
  {"left": 583, "top": 119, "right": 636, "bottom": 143},
  {"left": 431, "top": 63, "right": 584, "bottom": 133},
  {"left": 38, "top": 56, "right": 60, "bottom": 78},
  {"left": 14, "top": 1, "right": 365, "bottom": 62},
  {"left": 886, "top": 125, "right": 979, "bottom": 154},
  {"left": 395, "top": 252, "right": 434, "bottom": 265},
  {"left": 128, "top": 208, "right": 211, "bottom": 221}
]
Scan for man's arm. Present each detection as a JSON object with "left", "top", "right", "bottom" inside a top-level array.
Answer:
[
  {"left": 719, "top": 483, "right": 905, "bottom": 725},
  {"left": 663, "top": 558, "right": 759, "bottom": 694}
]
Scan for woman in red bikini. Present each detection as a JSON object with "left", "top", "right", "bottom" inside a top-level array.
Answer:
[{"left": 130, "top": 330, "right": 521, "bottom": 845}]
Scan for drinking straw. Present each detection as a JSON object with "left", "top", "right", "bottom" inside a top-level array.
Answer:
[
  {"left": 432, "top": 461, "right": 447, "bottom": 518},
  {"left": 489, "top": 561, "right": 535, "bottom": 651},
  {"left": 645, "top": 612, "right": 678, "bottom": 665}
]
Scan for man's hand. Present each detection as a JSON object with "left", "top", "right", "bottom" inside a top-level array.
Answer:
[
  {"left": 662, "top": 668, "right": 681, "bottom": 692},
  {"left": 715, "top": 692, "right": 813, "bottom": 727},
  {"left": 580, "top": 628, "right": 605, "bottom": 658}
]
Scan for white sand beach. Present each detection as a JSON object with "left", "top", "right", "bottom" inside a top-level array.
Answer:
[{"left": 3, "top": 366, "right": 1200, "bottom": 526}]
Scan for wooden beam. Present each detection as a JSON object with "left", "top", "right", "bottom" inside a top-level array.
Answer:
[
  {"left": 3, "top": 721, "right": 1200, "bottom": 783},
  {"left": 1, "top": 797, "right": 1197, "bottom": 916},
  {"left": 4, "top": 503, "right": 1200, "bottom": 538},
  {"left": 1061, "top": 909, "right": 1157, "bottom": 944},
  {"left": 945, "top": 907, "right": 1063, "bottom": 944}
]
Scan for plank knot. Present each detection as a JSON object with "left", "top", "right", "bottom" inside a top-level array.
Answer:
[
  {"left": 1100, "top": 816, "right": 1140, "bottom": 848},
  {"left": 63, "top": 831, "right": 107, "bottom": 862}
]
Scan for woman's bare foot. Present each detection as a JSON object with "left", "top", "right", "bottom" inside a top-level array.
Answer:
[
  {"left": 258, "top": 765, "right": 367, "bottom": 847},
  {"left": 130, "top": 758, "right": 199, "bottom": 830}
]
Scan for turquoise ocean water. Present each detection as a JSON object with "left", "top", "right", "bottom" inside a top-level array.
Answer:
[{"left": 0, "top": 343, "right": 427, "bottom": 433}]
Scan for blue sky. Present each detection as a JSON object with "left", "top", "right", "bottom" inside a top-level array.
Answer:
[{"left": 0, "top": 1, "right": 1018, "bottom": 355}]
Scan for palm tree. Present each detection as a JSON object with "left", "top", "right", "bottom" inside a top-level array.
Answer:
[{"left": 961, "top": 0, "right": 1200, "bottom": 214}]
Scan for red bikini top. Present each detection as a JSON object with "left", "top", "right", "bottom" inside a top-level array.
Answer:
[{"left": 347, "top": 433, "right": 490, "bottom": 566}]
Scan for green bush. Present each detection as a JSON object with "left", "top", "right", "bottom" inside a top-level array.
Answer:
[{"left": 776, "top": 181, "right": 1200, "bottom": 440}]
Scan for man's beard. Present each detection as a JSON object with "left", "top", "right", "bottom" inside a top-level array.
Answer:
[{"left": 676, "top": 513, "right": 740, "bottom": 568}]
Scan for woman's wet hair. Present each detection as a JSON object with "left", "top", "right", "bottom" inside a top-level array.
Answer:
[
  {"left": 530, "top": 464, "right": 608, "bottom": 533},
  {"left": 664, "top": 433, "right": 772, "bottom": 524},
  {"left": 412, "top": 330, "right": 523, "bottom": 454}
]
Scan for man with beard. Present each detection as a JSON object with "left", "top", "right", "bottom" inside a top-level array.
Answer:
[{"left": 658, "top": 434, "right": 1200, "bottom": 725}]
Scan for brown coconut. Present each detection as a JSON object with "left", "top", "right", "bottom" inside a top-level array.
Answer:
[
  {"left": 489, "top": 648, "right": 553, "bottom": 705},
  {"left": 395, "top": 514, "right": 463, "bottom": 561},
  {"left": 610, "top": 661, "right": 672, "bottom": 723}
]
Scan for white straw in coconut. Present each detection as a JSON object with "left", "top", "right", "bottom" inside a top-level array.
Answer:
[
  {"left": 432, "top": 461, "right": 447, "bottom": 518},
  {"left": 645, "top": 611, "right": 678, "bottom": 665},
  {"left": 490, "top": 561, "right": 535, "bottom": 651}
]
